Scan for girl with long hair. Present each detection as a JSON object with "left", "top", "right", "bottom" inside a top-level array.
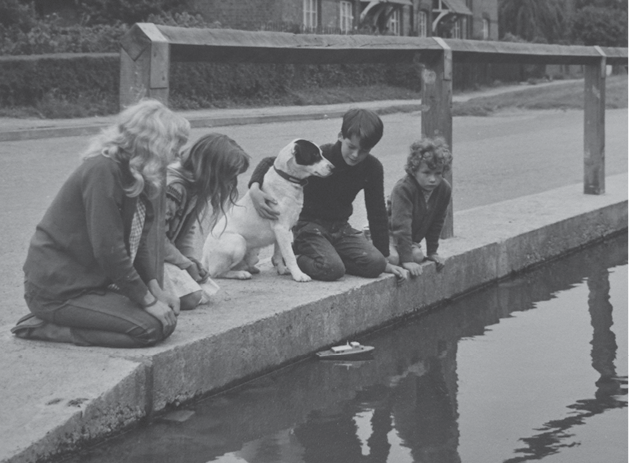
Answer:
[
  {"left": 164, "top": 133, "right": 250, "bottom": 310},
  {"left": 11, "top": 99, "right": 191, "bottom": 348}
]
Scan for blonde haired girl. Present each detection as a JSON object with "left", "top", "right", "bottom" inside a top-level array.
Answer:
[{"left": 12, "top": 99, "right": 191, "bottom": 348}]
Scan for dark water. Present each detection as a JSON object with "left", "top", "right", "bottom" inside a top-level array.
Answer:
[{"left": 66, "top": 235, "right": 628, "bottom": 463}]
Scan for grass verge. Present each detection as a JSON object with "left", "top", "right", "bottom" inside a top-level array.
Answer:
[{"left": 453, "top": 74, "right": 628, "bottom": 117}]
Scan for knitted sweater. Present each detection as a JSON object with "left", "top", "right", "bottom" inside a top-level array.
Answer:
[
  {"left": 23, "top": 155, "right": 156, "bottom": 306},
  {"left": 248, "top": 141, "right": 390, "bottom": 256},
  {"left": 389, "top": 174, "right": 451, "bottom": 263}
]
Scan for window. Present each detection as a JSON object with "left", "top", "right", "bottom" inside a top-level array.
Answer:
[
  {"left": 388, "top": 9, "right": 400, "bottom": 35},
  {"left": 303, "top": 0, "right": 318, "bottom": 30},
  {"left": 417, "top": 10, "right": 428, "bottom": 37},
  {"left": 340, "top": 1, "right": 353, "bottom": 33},
  {"left": 452, "top": 19, "right": 461, "bottom": 38},
  {"left": 482, "top": 18, "right": 489, "bottom": 40}
]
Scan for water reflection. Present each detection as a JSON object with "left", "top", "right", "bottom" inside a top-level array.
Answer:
[
  {"left": 503, "top": 257, "right": 628, "bottom": 462},
  {"left": 68, "top": 236, "right": 627, "bottom": 463}
]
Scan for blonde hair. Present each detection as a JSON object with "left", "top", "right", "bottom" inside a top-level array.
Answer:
[{"left": 83, "top": 99, "right": 190, "bottom": 198}]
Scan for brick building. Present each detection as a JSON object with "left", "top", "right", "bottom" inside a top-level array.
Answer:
[{"left": 190, "top": 0, "right": 499, "bottom": 39}]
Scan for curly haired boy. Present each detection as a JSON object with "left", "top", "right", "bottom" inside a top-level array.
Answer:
[{"left": 388, "top": 137, "right": 452, "bottom": 277}]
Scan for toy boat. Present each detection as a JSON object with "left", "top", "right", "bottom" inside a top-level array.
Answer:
[{"left": 316, "top": 341, "right": 374, "bottom": 360}]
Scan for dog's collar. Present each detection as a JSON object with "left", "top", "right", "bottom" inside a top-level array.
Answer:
[{"left": 273, "top": 166, "right": 308, "bottom": 186}]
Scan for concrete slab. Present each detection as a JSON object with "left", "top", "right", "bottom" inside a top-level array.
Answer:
[
  {"left": 0, "top": 336, "right": 147, "bottom": 463},
  {"left": 1, "top": 173, "right": 626, "bottom": 463}
]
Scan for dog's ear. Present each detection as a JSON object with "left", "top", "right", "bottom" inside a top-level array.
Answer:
[{"left": 293, "top": 139, "right": 322, "bottom": 165}]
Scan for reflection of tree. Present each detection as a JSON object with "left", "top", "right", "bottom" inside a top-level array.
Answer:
[{"left": 504, "top": 264, "right": 627, "bottom": 462}]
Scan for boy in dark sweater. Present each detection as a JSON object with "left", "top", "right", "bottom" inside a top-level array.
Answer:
[
  {"left": 388, "top": 137, "right": 452, "bottom": 277},
  {"left": 248, "top": 108, "right": 408, "bottom": 281}
]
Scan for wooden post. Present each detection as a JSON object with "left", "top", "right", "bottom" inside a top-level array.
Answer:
[
  {"left": 119, "top": 23, "right": 171, "bottom": 285},
  {"left": 149, "top": 177, "right": 167, "bottom": 286},
  {"left": 422, "top": 37, "right": 453, "bottom": 238},
  {"left": 119, "top": 23, "right": 170, "bottom": 109},
  {"left": 583, "top": 47, "right": 606, "bottom": 195}
]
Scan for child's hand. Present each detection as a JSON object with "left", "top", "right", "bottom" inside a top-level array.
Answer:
[
  {"left": 250, "top": 183, "right": 280, "bottom": 220},
  {"left": 144, "top": 300, "right": 177, "bottom": 336},
  {"left": 402, "top": 261, "right": 423, "bottom": 277},
  {"left": 426, "top": 253, "right": 445, "bottom": 271},
  {"left": 189, "top": 257, "right": 209, "bottom": 283},
  {"left": 147, "top": 279, "right": 180, "bottom": 316},
  {"left": 185, "top": 262, "right": 202, "bottom": 282},
  {"left": 159, "top": 291, "right": 181, "bottom": 316},
  {"left": 385, "top": 263, "right": 409, "bottom": 283}
]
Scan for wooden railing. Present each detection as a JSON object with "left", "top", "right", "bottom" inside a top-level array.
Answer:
[{"left": 120, "top": 23, "right": 627, "bottom": 279}]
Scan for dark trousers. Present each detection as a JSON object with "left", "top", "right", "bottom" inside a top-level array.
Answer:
[
  {"left": 293, "top": 220, "right": 387, "bottom": 281},
  {"left": 24, "top": 281, "right": 174, "bottom": 348}
]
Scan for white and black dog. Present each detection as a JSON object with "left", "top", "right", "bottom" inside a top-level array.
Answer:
[{"left": 202, "top": 139, "right": 334, "bottom": 282}]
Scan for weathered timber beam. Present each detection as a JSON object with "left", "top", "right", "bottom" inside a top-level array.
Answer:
[{"left": 155, "top": 24, "right": 442, "bottom": 64}]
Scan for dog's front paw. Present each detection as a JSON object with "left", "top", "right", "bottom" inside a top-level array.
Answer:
[
  {"left": 276, "top": 265, "right": 290, "bottom": 275},
  {"left": 233, "top": 270, "right": 252, "bottom": 280},
  {"left": 272, "top": 256, "right": 290, "bottom": 275},
  {"left": 291, "top": 271, "right": 311, "bottom": 282}
]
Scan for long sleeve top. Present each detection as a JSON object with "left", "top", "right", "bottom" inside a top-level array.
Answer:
[
  {"left": 164, "top": 166, "right": 199, "bottom": 269},
  {"left": 389, "top": 174, "right": 451, "bottom": 263},
  {"left": 23, "top": 154, "right": 156, "bottom": 306},
  {"left": 248, "top": 141, "right": 390, "bottom": 257}
]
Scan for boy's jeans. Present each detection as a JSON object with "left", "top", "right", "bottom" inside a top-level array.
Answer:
[{"left": 292, "top": 219, "right": 387, "bottom": 281}]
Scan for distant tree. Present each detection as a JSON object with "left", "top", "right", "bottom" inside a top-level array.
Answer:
[
  {"left": 574, "top": 0, "right": 626, "bottom": 11},
  {"left": 570, "top": 2, "right": 627, "bottom": 46},
  {"left": 499, "top": 0, "right": 568, "bottom": 43},
  {"left": 0, "top": 0, "right": 35, "bottom": 30}
]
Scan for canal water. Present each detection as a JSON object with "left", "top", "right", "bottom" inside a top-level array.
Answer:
[{"left": 66, "top": 235, "right": 627, "bottom": 463}]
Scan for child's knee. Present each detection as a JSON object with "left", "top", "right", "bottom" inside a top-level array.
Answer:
[
  {"left": 298, "top": 254, "right": 345, "bottom": 281},
  {"left": 411, "top": 246, "right": 425, "bottom": 263},
  {"left": 361, "top": 253, "right": 387, "bottom": 278},
  {"left": 135, "top": 317, "right": 176, "bottom": 346},
  {"left": 348, "top": 252, "right": 387, "bottom": 278},
  {"left": 387, "top": 252, "right": 399, "bottom": 266},
  {"left": 180, "top": 290, "right": 203, "bottom": 311}
]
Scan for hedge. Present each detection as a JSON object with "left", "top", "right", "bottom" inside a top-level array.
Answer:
[
  {"left": 0, "top": 52, "right": 537, "bottom": 117},
  {"left": 0, "top": 52, "right": 423, "bottom": 114},
  {"left": 0, "top": 53, "right": 119, "bottom": 107}
]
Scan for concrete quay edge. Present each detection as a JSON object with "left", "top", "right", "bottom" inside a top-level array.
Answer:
[{"left": 0, "top": 173, "right": 626, "bottom": 463}]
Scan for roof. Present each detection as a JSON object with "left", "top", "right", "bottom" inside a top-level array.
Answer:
[
  {"left": 441, "top": 0, "right": 472, "bottom": 16},
  {"left": 360, "top": 0, "right": 413, "bottom": 6}
]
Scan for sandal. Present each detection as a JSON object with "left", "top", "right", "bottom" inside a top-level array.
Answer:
[{"left": 10, "top": 313, "right": 46, "bottom": 339}]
